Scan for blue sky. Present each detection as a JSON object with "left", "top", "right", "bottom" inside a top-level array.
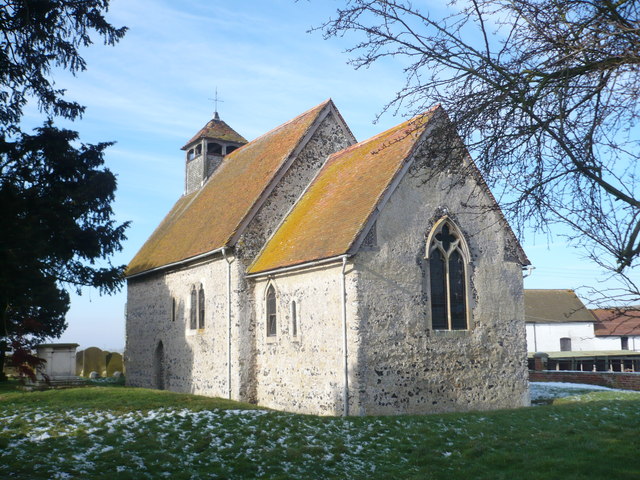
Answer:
[{"left": 21, "top": 0, "right": 636, "bottom": 350}]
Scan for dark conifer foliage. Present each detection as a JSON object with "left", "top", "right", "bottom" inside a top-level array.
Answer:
[
  {"left": 0, "top": 0, "right": 126, "bottom": 132},
  {"left": 0, "top": 1, "right": 127, "bottom": 378}
]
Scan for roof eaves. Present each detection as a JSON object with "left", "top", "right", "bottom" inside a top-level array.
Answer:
[
  {"left": 246, "top": 254, "right": 349, "bottom": 279},
  {"left": 126, "top": 246, "right": 226, "bottom": 280}
]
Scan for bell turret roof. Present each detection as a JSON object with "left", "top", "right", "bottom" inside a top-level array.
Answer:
[{"left": 181, "top": 113, "right": 247, "bottom": 149}]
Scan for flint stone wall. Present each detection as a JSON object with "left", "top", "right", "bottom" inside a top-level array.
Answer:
[
  {"left": 353, "top": 142, "right": 529, "bottom": 415},
  {"left": 252, "top": 264, "right": 359, "bottom": 415},
  {"left": 126, "top": 257, "right": 236, "bottom": 397},
  {"left": 185, "top": 153, "right": 205, "bottom": 195},
  {"left": 126, "top": 111, "right": 529, "bottom": 415},
  {"left": 126, "top": 110, "right": 353, "bottom": 404}
]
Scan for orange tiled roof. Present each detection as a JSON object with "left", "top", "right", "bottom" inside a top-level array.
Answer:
[
  {"left": 247, "top": 109, "right": 438, "bottom": 274},
  {"left": 182, "top": 117, "right": 247, "bottom": 148},
  {"left": 592, "top": 309, "right": 640, "bottom": 336},
  {"left": 127, "top": 100, "right": 332, "bottom": 276}
]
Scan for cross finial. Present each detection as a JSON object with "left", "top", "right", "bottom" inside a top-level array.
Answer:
[{"left": 208, "top": 87, "right": 224, "bottom": 120}]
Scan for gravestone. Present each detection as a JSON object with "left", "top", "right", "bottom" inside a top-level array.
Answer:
[
  {"left": 106, "top": 352, "right": 124, "bottom": 376},
  {"left": 75, "top": 351, "right": 83, "bottom": 376},
  {"left": 80, "top": 347, "right": 107, "bottom": 377}
]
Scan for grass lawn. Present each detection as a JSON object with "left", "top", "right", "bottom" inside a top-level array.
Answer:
[{"left": 1, "top": 383, "right": 639, "bottom": 479}]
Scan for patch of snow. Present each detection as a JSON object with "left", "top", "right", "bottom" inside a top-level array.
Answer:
[
  {"left": 32, "top": 432, "right": 51, "bottom": 441},
  {"left": 529, "top": 381, "right": 626, "bottom": 404}
]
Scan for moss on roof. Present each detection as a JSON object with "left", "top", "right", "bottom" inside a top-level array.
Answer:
[
  {"left": 182, "top": 117, "right": 247, "bottom": 149},
  {"left": 127, "top": 100, "right": 331, "bottom": 277},
  {"left": 247, "top": 110, "right": 437, "bottom": 275},
  {"left": 524, "top": 289, "right": 596, "bottom": 324}
]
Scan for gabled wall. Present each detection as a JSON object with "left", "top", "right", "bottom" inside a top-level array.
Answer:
[
  {"left": 126, "top": 108, "right": 355, "bottom": 404},
  {"left": 352, "top": 141, "right": 529, "bottom": 415},
  {"left": 235, "top": 109, "right": 355, "bottom": 261}
]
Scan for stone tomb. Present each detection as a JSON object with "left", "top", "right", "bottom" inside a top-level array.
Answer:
[{"left": 35, "top": 343, "right": 79, "bottom": 380}]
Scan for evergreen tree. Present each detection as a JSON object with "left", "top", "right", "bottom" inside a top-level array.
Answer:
[{"left": 0, "top": 1, "right": 128, "bottom": 378}]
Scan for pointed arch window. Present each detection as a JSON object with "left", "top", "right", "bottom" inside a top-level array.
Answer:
[
  {"left": 266, "top": 285, "right": 277, "bottom": 337},
  {"left": 189, "top": 286, "right": 197, "bottom": 330},
  {"left": 428, "top": 220, "right": 469, "bottom": 330},
  {"left": 198, "top": 284, "right": 205, "bottom": 329}
]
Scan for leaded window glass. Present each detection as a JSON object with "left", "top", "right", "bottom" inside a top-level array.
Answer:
[
  {"left": 198, "top": 285, "right": 205, "bottom": 329},
  {"left": 267, "top": 285, "right": 277, "bottom": 337},
  {"left": 190, "top": 286, "right": 197, "bottom": 330},
  {"left": 428, "top": 221, "right": 468, "bottom": 330}
]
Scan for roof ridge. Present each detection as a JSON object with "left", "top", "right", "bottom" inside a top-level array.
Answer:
[
  {"left": 333, "top": 105, "right": 440, "bottom": 158},
  {"left": 241, "top": 99, "right": 331, "bottom": 148}
]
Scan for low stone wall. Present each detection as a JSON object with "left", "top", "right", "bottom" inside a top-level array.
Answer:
[{"left": 530, "top": 370, "right": 640, "bottom": 391}]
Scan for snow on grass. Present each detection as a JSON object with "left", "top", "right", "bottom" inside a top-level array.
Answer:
[
  {"left": 0, "top": 406, "right": 380, "bottom": 478},
  {"left": 529, "top": 381, "right": 633, "bottom": 404},
  {"left": 2, "top": 385, "right": 640, "bottom": 479}
]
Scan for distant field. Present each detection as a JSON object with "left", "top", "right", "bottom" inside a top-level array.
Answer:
[{"left": 1, "top": 383, "right": 639, "bottom": 479}]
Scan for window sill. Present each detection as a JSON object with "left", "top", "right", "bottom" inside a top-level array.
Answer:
[
  {"left": 265, "top": 335, "right": 278, "bottom": 344},
  {"left": 432, "top": 329, "right": 469, "bottom": 338}
]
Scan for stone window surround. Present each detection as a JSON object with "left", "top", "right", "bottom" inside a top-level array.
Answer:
[
  {"left": 198, "top": 284, "right": 205, "bottom": 330},
  {"left": 189, "top": 286, "right": 197, "bottom": 330},
  {"left": 425, "top": 217, "right": 471, "bottom": 332},
  {"left": 265, "top": 282, "right": 278, "bottom": 342},
  {"left": 290, "top": 298, "right": 300, "bottom": 342},
  {"left": 187, "top": 282, "right": 206, "bottom": 335}
]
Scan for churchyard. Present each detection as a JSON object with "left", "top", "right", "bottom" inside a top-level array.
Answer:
[{"left": 1, "top": 383, "right": 639, "bottom": 479}]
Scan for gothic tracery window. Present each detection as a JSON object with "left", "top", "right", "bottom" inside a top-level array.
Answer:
[{"left": 428, "top": 220, "right": 469, "bottom": 330}]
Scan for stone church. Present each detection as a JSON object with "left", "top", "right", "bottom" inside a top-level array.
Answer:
[{"left": 125, "top": 99, "right": 531, "bottom": 415}]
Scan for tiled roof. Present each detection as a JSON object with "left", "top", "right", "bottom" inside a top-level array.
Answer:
[
  {"left": 592, "top": 309, "right": 640, "bottom": 336},
  {"left": 127, "top": 100, "right": 332, "bottom": 277},
  {"left": 247, "top": 109, "right": 438, "bottom": 275},
  {"left": 524, "top": 289, "right": 596, "bottom": 323},
  {"left": 182, "top": 117, "right": 247, "bottom": 148}
]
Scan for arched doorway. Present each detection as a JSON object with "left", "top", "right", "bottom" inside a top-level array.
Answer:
[{"left": 154, "top": 341, "right": 165, "bottom": 390}]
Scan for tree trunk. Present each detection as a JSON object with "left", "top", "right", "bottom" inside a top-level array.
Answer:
[{"left": 0, "top": 342, "right": 7, "bottom": 381}]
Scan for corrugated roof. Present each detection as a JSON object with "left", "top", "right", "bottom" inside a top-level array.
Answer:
[
  {"left": 182, "top": 116, "right": 247, "bottom": 149},
  {"left": 524, "top": 289, "right": 596, "bottom": 323},
  {"left": 247, "top": 110, "right": 437, "bottom": 275},
  {"left": 592, "top": 309, "right": 640, "bottom": 336},
  {"left": 127, "top": 100, "right": 332, "bottom": 277}
]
